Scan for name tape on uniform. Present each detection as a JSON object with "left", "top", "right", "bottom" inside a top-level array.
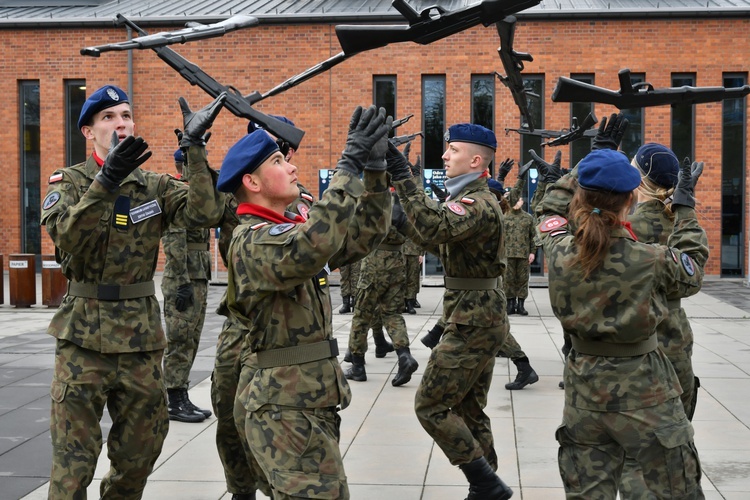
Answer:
[{"left": 130, "top": 200, "right": 162, "bottom": 224}]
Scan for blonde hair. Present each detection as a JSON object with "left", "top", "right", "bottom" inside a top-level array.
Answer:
[{"left": 631, "top": 157, "right": 676, "bottom": 216}]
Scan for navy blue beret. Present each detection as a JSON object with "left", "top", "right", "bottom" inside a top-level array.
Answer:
[
  {"left": 217, "top": 131, "right": 280, "bottom": 193},
  {"left": 247, "top": 114, "right": 295, "bottom": 134},
  {"left": 173, "top": 149, "right": 185, "bottom": 163},
  {"left": 444, "top": 124, "right": 497, "bottom": 151},
  {"left": 578, "top": 149, "right": 641, "bottom": 193},
  {"left": 633, "top": 143, "right": 679, "bottom": 188},
  {"left": 77, "top": 85, "right": 129, "bottom": 130}
]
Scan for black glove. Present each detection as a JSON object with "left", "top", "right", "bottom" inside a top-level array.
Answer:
[
  {"left": 410, "top": 154, "right": 423, "bottom": 178},
  {"left": 175, "top": 283, "right": 194, "bottom": 312},
  {"left": 517, "top": 159, "right": 533, "bottom": 179},
  {"left": 672, "top": 157, "right": 701, "bottom": 208},
  {"left": 178, "top": 92, "right": 227, "bottom": 148},
  {"left": 364, "top": 110, "right": 394, "bottom": 172},
  {"left": 336, "top": 105, "right": 390, "bottom": 175},
  {"left": 430, "top": 183, "right": 447, "bottom": 202},
  {"left": 95, "top": 132, "right": 152, "bottom": 192},
  {"left": 385, "top": 142, "right": 412, "bottom": 182},
  {"left": 497, "top": 158, "right": 514, "bottom": 182},
  {"left": 391, "top": 197, "right": 407, "bottom": 230},
  {"left": 402, "top": 141, "right": 412, "bottom": 163},
  {"left": 592, "top": 112, "right": 629, "bottom": 151},
  {"left": 530, "top": 149, "right": 563, "bottom": 184}
]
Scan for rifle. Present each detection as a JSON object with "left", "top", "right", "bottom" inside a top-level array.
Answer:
[
  {"left": 390, "top": 131, "right": 424, "bottom": 147},
  {"left": 80, "top": 15, "right": 258, "bottom": 56},
  {"left": 504, "top": 112, "right": 598, "bottom": 147},
  {"left": 495, "top": 16, "right": 538, "bottom": 131},
  {"left": 552, "top": 68, "right": 750, "bottom": 109},
  {"left": 247, "top": 0, "right": 541, "bottom": 103},
  {"left": 81, "top": 14, "right": 305, "bottom": 149},
  {"left": 391, "top": 113, "right": 414, "bottom": 130}
]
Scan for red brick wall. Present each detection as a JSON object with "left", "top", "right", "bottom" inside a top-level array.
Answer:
[{"left": 1, "top": 17, "right": 748, "bottom": 276}]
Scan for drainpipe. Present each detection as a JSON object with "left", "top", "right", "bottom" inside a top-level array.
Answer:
[{"left": 127, "top": 26, "right": 133, "bottom": 105}]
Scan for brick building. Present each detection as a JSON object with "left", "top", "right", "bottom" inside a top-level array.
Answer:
[{"left": 1, "top": 0, "right": 748, "bottom": 278}]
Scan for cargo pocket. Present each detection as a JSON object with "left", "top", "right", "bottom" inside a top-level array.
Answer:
[
  {"left": 271, "top": 469, "right": 343, "bottom": 499},
  {"left": 49, "top": 379, "right": 69, "bottom": 451},
  {"left": 653, "top": 418, "right": 701, "bottom": 497},
  {"left": 555, "top": 424, "right": 582, "bottom": 493}
]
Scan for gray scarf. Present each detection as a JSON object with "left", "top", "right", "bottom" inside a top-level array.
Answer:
[{"left": 444, "top": 171, "right": 483, "bottom": 199}]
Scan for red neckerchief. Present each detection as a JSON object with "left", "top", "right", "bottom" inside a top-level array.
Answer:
[
  {"left": 92, "top": 151, "right": 105, "bottom": 167},
  {"left": 479, "top": 170, "right": 489, "bottom": 178},
  {"left": 619, "top": 221, "right": 638, "bottom": 241},
  {"left": 236, "top": 203, "right": 305, "bottom": 224}
]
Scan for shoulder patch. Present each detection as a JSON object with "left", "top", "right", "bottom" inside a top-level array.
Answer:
[
  {"left": 670, "top": 249, "right": 679, "bottom": 263},
  {"left": 446, "top": 202, "right": 466, "bottom": 216},
  {"left": 296, "top": 203, "right": 310, "bottom": 220},
  {"left": 42, "top": 192, "right": 61, "bottom": 210},
  {"left": 48, "top": 173, "right": 63, "bottom": 184},
  {"left": 269, "top": 223, "right": 295, "bottom": 236},
  {"left": 250, "top": 222, "right": 270, "bottom": 231},
  {"left": 681, "top": 253, "right": 696, "bottom": 276},
  {"left": 539, "top": 216, "right": 568, "bottom": 233},
  {"left": 300, "top": 193, "right": 314, "bottom": 203},
  {"left": 459, "top": 197, "right": 475, "bottom": 205},
  {"left": 549, "top": 230, "right": 567, "bottom": 238}
]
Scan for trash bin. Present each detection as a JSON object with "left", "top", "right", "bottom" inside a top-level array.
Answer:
[
  {"left": 0, "top": 254, "right": 4, "bottom": 305},
  {"left": 9, "top": 254, "right": 36, "bottom": 307},
  {"left": 42, "top": 255, "right": 66, "bottom": 307}
]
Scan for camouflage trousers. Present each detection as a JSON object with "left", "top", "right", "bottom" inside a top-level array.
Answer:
[
  {"left": 210, "top": 316, "right": 271, "bottom": 497},
  {"left": 497, "top": 330, "right": 526, "bottom": 360},
  {"left": 242, "top": 405, "right": 349, "bottom": 499},
  {"left": 338, "top": 261, "right": 361, "bottom": 298},
  {"left": 504, "top": 257, "right": 530, "bottom": 299},
  {"left": 556, "top": 398, "right": 703, "bottom": 499},
  {"left": 349, "top": 267, "right": 409, "bottom": 354},
  {"left": 404, "top": 254, "right": 421, "bottom": 300},
  {"left": 162, "top": 277, "right": 208, "bottom": 389},
  {"left": 415, "top": 322, "right": 507, "bottom": 469},
  {"left": 49, "top": 340, "right": 168, "bottom": 499}
]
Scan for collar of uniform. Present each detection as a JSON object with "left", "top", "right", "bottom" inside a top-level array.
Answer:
[{"left": 613, "top": 221, "right": 638, "bottom": 241}]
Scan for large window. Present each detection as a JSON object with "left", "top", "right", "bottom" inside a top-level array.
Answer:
[
  {"left": 66, "top": 80, "right": 87, "bottom": 166},
  {"left": 620, "top": 73, "right": 645, "bottom": 159},
  {"left": 472, "top": 74, "right": 495, "bottom": 173},
  {"left": 570, "top": 74, "right": 594, "bottom": 167},
  {"left": 721, "top": 74, "right": 746, "bottom": 276},
  {"left": 422, "top": 75, "right": 446, "bottom": 171},
  {"left": 374, "top": 76, "right": 396, "bottom": 138},
  {"left": 519, "top": 76, "right": 543, "bottom": 167},
  {"left": 671, "top": 73, "right": 695, "bottom": 162},
  {"left": 20, "top": 81, "right": 41, "bottom": 257}
]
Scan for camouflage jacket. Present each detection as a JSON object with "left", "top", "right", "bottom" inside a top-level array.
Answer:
[
  {"left": 227, "top": 170, "right": 390, "bottom": 410},
  {"left": 394, "top": 176, "right": 505, "bottom": 327},
  {"left": 402, "top": 237, "right": 423, "bottom": 256},
  {"left": 360, "top": 208, "right": 406, "bottom": 288},
  {"left": 41, "top": 146, "right": 223, "bottom": 353},
  {"left": 537, "top": 175, "right": 709, "bottom": 412},
  {"left": 504, "top": 208, "right": 536, "bottom": 259}
]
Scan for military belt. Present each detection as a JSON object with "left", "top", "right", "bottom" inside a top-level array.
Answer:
[
  {"left": 570, "top": 335, "right": 658, "bottom": 357},
  {"left": 666, "top": 298, "right": 681, "bottom": 310},
  {"left": 187, "top": 242, "right": 210, "bottom": 251},
  {"left": 377, "top": 243, "right": 403, "bottom": 252},
  {"left": 256, "top": 339, "right": 339, "bottom": 369},
  {"left": 67, "top": 281, "right": 156, "bottom": 301},
  {"left": 444, "top": 276, "right": 500, "bottom": 290}
]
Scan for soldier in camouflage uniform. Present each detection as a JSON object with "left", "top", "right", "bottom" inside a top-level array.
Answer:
[
  {"left": 390, "top": 124, "right": 513, "bottom": 500},
  {"left": 537, "top": 141, "right": 706, "bottom": 499},
  {"left": 402, "top": 237, "right": 423, "bottom": 314},
  {"left": 218, "top": 105, "right": 392, "bottom": 499},
  {"left": 337, "top": 262, "right": 360, "bottom": 313},
  {"left": 40, "top": 85, "right": 225, "bottom": 498},
  {"left": 161, "top": 148, "right": 214, "bottom": 423},
  {"left": 344, "top": 192, "right": 419, "bottom": 386},
  {"left": 618, "top": 143, "right": 704, "bottom": 499}
]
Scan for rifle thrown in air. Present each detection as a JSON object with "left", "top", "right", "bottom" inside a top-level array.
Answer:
[
  {"left": 504, "top": 112, "right": 598, "bottom": 148},
  {"left": 80, "top": 14, "right": 305, "bottom": 150},
  {"left": 390, "top": 131, "right": 424, "bottom": 147},
  {"left": 552, "top": 68, "right": 750, "bottom": 109},
  {"left": 245, "top": 0, "right": 541, "bottom": 104},
  {"left": 495, "top": 15, "right": 538, "bottom": 131}
]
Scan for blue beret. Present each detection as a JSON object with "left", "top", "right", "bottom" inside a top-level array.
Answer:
[
  {"left": 248, "top": 114, "right": 295, "bottom": 134},
  {"left": 633, "top": 143, "right": 679, "bottom": 188},
  {"left": 173, "top": 149, "right": 185, "bottom": 163},
  {"left": 578, "top": 149, "right": 641, "bottom": 193},
  {"left": 77, "top": 85, "right": 129, "bottom": 130},
  {"left": 444, "top": 124, "right": 497, "bottom": 151},
  {"left": 217, "top": 131, "right": 280, "bottom": 193}
]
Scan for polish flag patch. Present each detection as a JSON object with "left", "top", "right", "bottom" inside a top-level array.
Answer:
[
  {"left": 540, "top": 216, "right": 568, "bottom": 233},
  {"left": 49, "top": 173, "right": 63, "bottom": 184}
]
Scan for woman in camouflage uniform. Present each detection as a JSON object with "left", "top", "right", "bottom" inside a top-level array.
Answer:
[{"left": 538, "top": 148, "right": 707, "bottom": 499}]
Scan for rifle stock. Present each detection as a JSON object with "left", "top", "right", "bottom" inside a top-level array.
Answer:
[
  {"left": 553, "top": 68, "right": 750, "bottom": 109},
  {"left": 504, "top": 112, "right": 598, "bottom": 148}
]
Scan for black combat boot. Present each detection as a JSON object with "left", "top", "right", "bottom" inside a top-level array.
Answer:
[
  {"left": 507, "top": 298, "right": 517, "bottom": 315},
  {"left": 343, "top": 348, "right": 365, "bottom": 364},
  {"left": 231, "top": 493, "right": 256, "bottom": 500},
  {"left": 344, "top": 354, "right": 367, "bottom": 382},
  {"left": 413, "top": 298, "right": 421, "bottom": 308},
  {"left": 183, "top": 389, "right": 212, "bottom": 418},
  {"left": 404, "top": 299, "right": 417, "bottom": 315},
  {"left": 505, "top": 358, "right": 539, "bottom": 390},
  {"left": 420, "top": 322, "right": 444, "bottom": 349},
  {"left": 459, "top": 457, "right": 513, "bottom": 500},
  {"left": 167, "top": 388, "right": 205, "bottom": 423},
  {"left": 392, "top": 347, "right": 419, "bottom": 387},
  {"left": 516, "top": 298, "right": 529, "bottom": 316},
  {"left": 373, "top": 330, "right": 395, "bottom": 358},
  {"left": 338, "top": 296, "right": 352, "bottom": 314}
]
